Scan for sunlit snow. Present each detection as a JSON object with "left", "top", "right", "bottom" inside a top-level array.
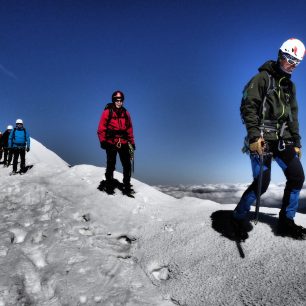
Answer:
[{"left": 0, "top": 138, "right": 305, "bottom": 305}]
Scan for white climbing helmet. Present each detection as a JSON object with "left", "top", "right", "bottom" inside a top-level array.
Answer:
[
  {"left": 280, "top": 38, "right": 305, "bottom": 61},
  {"left": 16, "top": 119, "right": 23, "bottom": 125},
  {"left": 7, "top": 125, "right": 13, "bottom": 130}
]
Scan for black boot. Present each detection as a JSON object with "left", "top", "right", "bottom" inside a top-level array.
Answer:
[
  {"left": 104, "top": 179, "right": 116, "bottom": 195},
  {"left": 122, "top": 182, "right": 135, "bottom": 197},
  {"left": 102, "top": 171, "right": 116, "bottom": 194},
  {"left": 278, "top": 217, "right": 305, "bottom": 239}
]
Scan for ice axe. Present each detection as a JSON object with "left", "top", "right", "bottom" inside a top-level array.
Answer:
[
  {"left": 254, "top": 138, "right": 265, "bottom": 225},
  {"left": 128, "top": 142, "right": 135, "bottom": 173}
]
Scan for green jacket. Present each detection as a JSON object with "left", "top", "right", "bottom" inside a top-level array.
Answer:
[{"left": 241, "top": 60, "right": 301, "bottom": 148}]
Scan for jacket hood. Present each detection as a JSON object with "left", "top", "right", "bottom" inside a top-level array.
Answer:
[{"left": 258, "top": 60, "right": 291, "bottom": 79}]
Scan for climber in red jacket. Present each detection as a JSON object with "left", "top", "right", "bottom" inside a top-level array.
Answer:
[{"left": 97, "top": 90, "right": 135, "bottom": 194}]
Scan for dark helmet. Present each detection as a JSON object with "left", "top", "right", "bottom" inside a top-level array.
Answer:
[{"left": 112, "top": 90, "right": 125, "bottom": 103}]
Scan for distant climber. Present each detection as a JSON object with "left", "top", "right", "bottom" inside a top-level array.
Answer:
[
  {"left": 1, "top": 125, "right": 13, "bottom": 167},
  {"left": 9, "top": 119, "right": 30, "bottom": 174}
]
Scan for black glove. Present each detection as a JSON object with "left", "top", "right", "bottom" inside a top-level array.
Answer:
[
  {"left": 26, "top": 147, "right": 30, "bottom": 152},
  {"left": 100, "top": 141, "right": 108, "bottom": 150}
]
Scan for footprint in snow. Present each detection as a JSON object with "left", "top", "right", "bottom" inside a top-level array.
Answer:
[
  {"left": 117, "top": 235, "right": 136, "bottom": 245},
  {"left": 152, "top": 267, "right": 170, "bottom": 281},
  {"left": 148, "top": 262, "right": 170, "bottom": 281},
  {"left": 116, "top": 235, "right": 137, "bottom": 254},
  {"left": 79, "top": 227, "right": 94, "bottom": 236},
  {"left": 163, "top": 224, "right": 174, "bottom": 232},
  {"left": 9, "top": 227, "right": 27, "bottom": 244}
]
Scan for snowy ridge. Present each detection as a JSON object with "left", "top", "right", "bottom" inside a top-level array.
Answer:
[
  {"left": 0, "top": 139, "right": 306, "bottom": 305},
  {"left": 27, "top": 138, "right": 69, "bottom": 168}
]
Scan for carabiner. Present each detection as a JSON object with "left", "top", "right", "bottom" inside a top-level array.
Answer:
[
  {"left": 116, "top": 138, "right": 122, "bottom": 148},
  {"left": 278, "top": 139, "right": 286, "bottom": 151}
]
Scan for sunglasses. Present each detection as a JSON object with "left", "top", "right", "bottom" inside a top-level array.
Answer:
[
  {"left": 281, "top": 52, "right": 301, "bottom": 66},
  {"left": 114, "top": 98, "right": 123, "bottom": 102}
]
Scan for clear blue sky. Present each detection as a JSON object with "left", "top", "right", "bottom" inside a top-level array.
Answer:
[{"left": 1, "top": 0, "right": 306, "bottom": 185}]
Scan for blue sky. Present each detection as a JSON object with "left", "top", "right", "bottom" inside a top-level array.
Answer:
[{"left": 1, "top": 0, "right": 306, "bottom": 185}]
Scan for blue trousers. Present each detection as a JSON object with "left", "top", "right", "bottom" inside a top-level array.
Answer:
[{"left": 234, "top": 143, "right": 305, "bottom": 220}]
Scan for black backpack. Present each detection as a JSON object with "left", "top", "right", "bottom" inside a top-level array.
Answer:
[
  {"left": 104, "top": 103, "right": 130, "bottom": 128},
  {"left": 240, "top": 71, "right": 276, "bottom": 125},
  {"left": 240, "top": 72, "right": 277, "bottom": 153}
]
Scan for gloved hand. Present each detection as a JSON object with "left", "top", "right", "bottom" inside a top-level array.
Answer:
[
  {"left": 295, "top": 147, "right": 302, "bottom": 159},
  {"left": 26, "top": 147, "right": 30, "bottom": 152},
  {"left": 100, "top": 141, "right": 108, "bottom": 150},
  {"left": 249, "top": 137, "right": 265, "bottom": 155}
]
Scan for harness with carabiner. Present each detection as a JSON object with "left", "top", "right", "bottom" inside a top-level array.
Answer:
[
  {"left": 258, "top": 72, "right": 293, "bottom": 152},
  {"left": 259, "top": 120, "right": 288, "bottom": 152},
  {"left": 116, "top": 138, "right": 122, "bottom": 148}
]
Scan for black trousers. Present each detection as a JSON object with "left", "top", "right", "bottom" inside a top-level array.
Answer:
[
  {"left": 3, "top": 148, "right": 13, "bottom": 165},
  {"left": 12, "top": 147, "right": 26, "bottom": 172},
  {"left": 105, "top": 144, "right": 131, "bottom": 185}
]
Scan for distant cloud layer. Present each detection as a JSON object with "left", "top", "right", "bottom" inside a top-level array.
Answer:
[
  {"left": 156, "top": 183, "right": 306, "bottom": 214},
  {"left": 0, "top": 64, "right": 17, "bottom": 79}
]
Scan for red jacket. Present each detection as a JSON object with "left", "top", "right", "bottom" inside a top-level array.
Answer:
[{"left": 97, "top": 104, "right": 135, "bottom": 146}]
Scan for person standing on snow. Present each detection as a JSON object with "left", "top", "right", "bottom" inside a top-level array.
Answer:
[
  {"left": 233, "top": 38, "right": 305, "bottom": 240},
  {"left": 1, "top": 125, "right": 13, "bottom": 167},
  {"left": 9, "top": 119, "right": 30, "bottom": 174},
  {"left": 97, "top": 90, "right": 136, "bottom": 195}
]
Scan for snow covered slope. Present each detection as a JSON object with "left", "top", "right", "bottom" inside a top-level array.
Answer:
[
  {"left": 0, "top": 139, "right": 306, "bottom": 305},
  {"left": 27, "top": 138, "right": 69, "bottom": 168}
]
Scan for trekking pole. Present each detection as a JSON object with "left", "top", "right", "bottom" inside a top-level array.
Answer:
[{"left": 254, "top": 152, "right": 264, "bottom": 225}]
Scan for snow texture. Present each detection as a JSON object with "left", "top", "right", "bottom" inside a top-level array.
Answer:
[{"left": 0, "top": 138, "right": 306, "bottom": 305}]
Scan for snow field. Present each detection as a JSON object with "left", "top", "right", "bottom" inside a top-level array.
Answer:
[{"left": 0, "top": 138, "right": 305, "bottom": 305}]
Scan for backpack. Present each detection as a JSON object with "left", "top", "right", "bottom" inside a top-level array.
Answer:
[
  {"left": 240, "top": 72, "right": 276, "bottom": 154},
  {"left": 104, "top": 103, "right": 130, "bottom": 129},
  {"left": 240, "top": 71, "right": 276, "bottom": 125}
]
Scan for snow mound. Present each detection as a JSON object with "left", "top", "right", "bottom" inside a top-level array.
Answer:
[
  {"left": 0, "top": 138, "right": 306, "bottom": 305},
  {"left": 27, "top": 138, "right": 69, "bottom": 168}
]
